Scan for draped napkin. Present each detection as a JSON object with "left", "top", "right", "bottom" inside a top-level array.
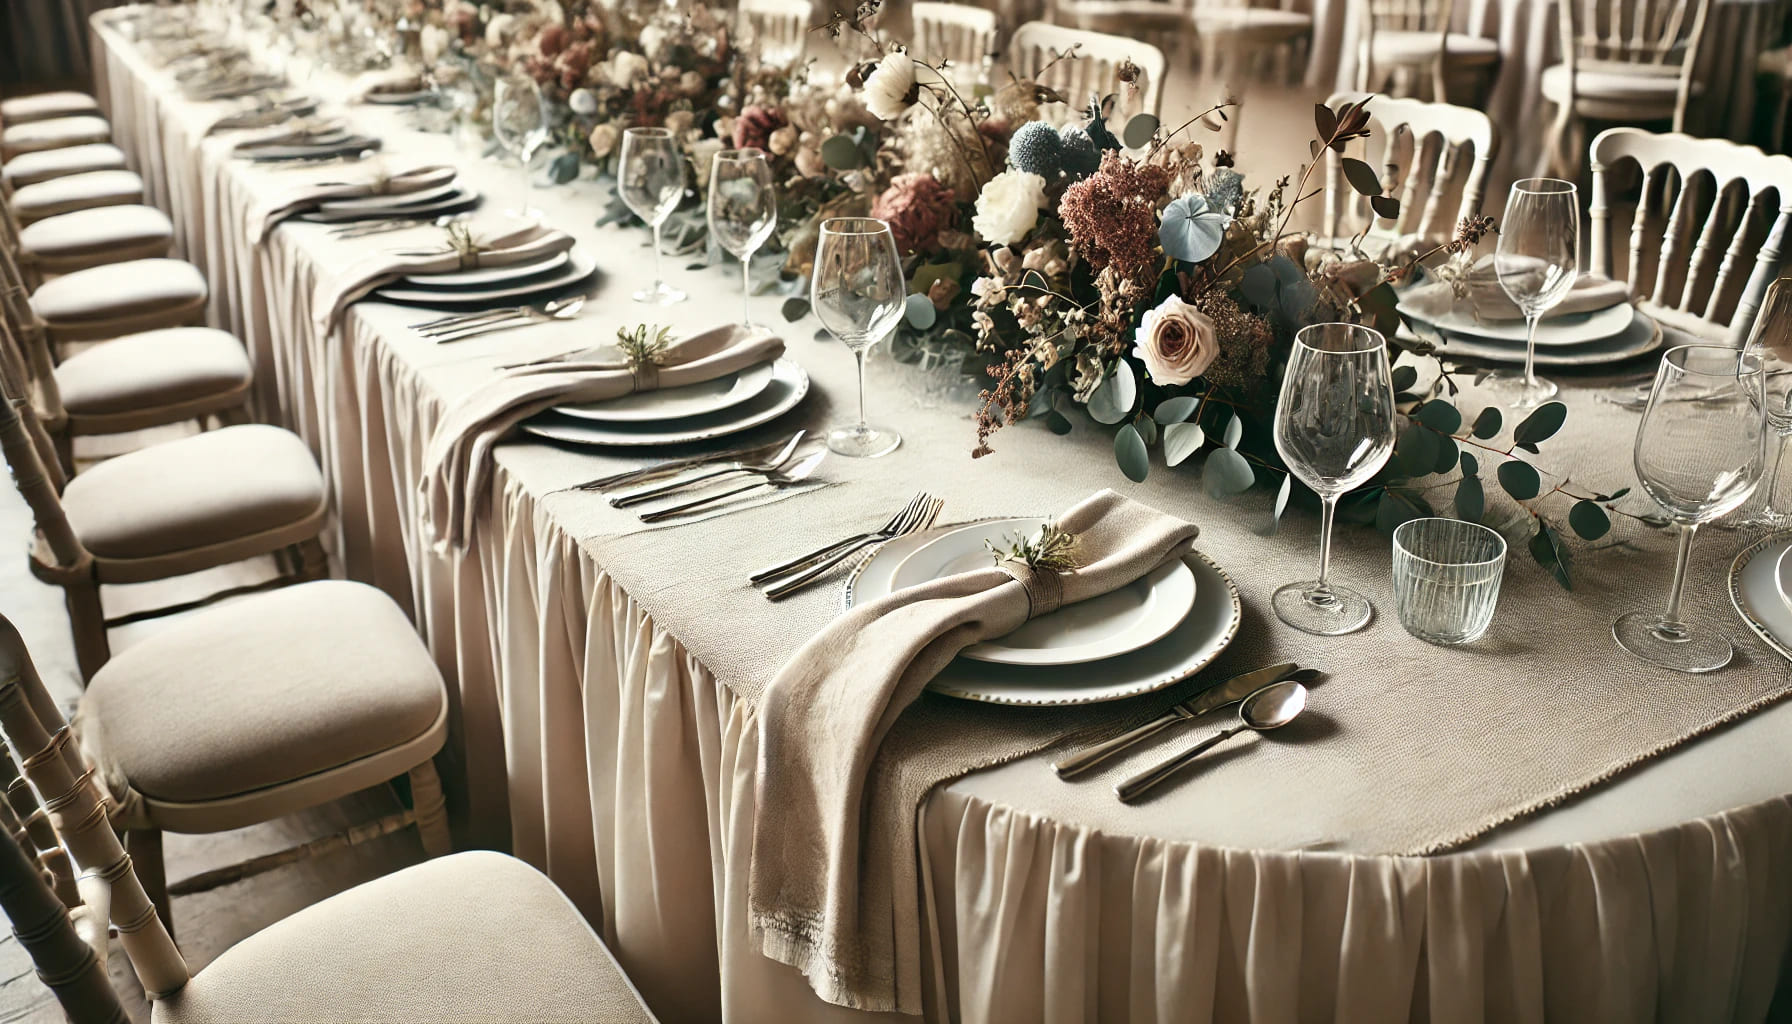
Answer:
[
  {"left": 249, "top": 163, "right": 455, "bottom": 241},
  {"left": 313, "top": 222, "right": 574, "bottom": 331},
  {"left": 418, "top": 324, "right": 785, "bottom": 548},
  {"left": 1405, "top": 253, "right": 1632, "bottom": 323},
  {"left": 353, "top": 69, "right": 426, "bottom": 103},
  {"left": 749, "top": 491, "right": 1198, "bottom": 1011}
]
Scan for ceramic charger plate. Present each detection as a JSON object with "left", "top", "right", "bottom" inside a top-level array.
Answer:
[
  {"left": 1402, "top": 299, "right": 1635, "bottom": 347},
  {"left": 522, "top": 358, "right": 810, "bottom": 447},
  {"left": 373, "top": 248, "right": 595, "bottom": 305},
  {"left": 1407, "top": 307, "right": 1664, "bottom": 367},
  {"left": 1729, "top": 533, "right": 1792, "bottom": 660},
  {"left": 295, "top": 186, "right": 479, "bottom": 224},
  {"left": 887, "top": 518, "right": 1197, "bottom": 666},
  {"left": 847, "top": 522, "right": 1241, "bottom": 706}
]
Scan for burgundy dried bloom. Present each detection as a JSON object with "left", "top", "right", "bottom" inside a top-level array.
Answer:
[
  {"left": 870, "top": 172, "right": 958, "bottom": 255},
  {"left": 538, "top": 23, "right": 569, "bottom": 57},
  {"left": 732, "top": 105, "right": 788, "bottom": 152},
  {"left": 555, "top": 41, "right": 593, "bottom": 92},
  {"left": 1058, "top": 152, "right": 1173, "bottom": 284}
]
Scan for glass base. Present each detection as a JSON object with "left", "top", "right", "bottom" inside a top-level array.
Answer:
[
  {"left": 632, "top": 280, "right": 686, "bottom": 306},
  {"left": 826, "top": 423, "right": 901, "bottom": 458},
  {"left": 1272, "top": 581, "right": 1373, "bottom": 635},
  {"left": 1725, "top": 505, "right": 1792, "bottom": 530},
  {"left": 1612, "top": 611, "right": 1733, "bottom": 673},
  {"left": 1481, "top": 369, "right": 1559, "bottom": 409}
]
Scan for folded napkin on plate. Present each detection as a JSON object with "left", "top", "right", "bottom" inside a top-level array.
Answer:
[
  {"left": 353, "top": 69, "right": 425, "bottom": 102},
  {"left": 418, "top": 323, "right": 784, "bottom": 548},
  {"left": 1404, "top": 253, "right": 1631, "bottom": 324},
  {"left": 749, "top": 490, "right": 1198, "bottom": 1012},
  {"left": 250, "top": 163, "right": 455, "bottom": 241},
  {"left": 313, "top": 222, "right": 573, "bottom": 331}
]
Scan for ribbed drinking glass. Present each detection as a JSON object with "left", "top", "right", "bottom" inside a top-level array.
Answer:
[{"left": 1392, "top": 518, "right": 1507, "bottom": 645}]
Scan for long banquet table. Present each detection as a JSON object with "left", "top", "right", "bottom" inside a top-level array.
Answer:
[{"left": 92, "top": 11, "right": 1792, "bottom": 1021}]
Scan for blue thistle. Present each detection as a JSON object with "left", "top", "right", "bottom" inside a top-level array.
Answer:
[
  {"left": 1058, "top": 126, "right": 1100, "bottom": 178},
  {"left": 1204, "top": 168, "right": 1245, "bottom": 214},
  {"left": 1009, "top": 120, "right": 1063, "bottom": 178}
]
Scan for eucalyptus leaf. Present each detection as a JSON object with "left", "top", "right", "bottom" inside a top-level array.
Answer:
[
  {"left": 1414, "top": 400, "right": 1462, "bottom": 433},
  {"left": 1122, "top": 113, "right": 1160, "bottom": 149},
  {"left": 1432, "top": 434, "right": 1459, "bottom": 476},
  {"left": 1115, "top": 423, "right": 1149, "bottom": 482},
  {"left": 1313, "top": 102, "right": 1337, "bottom": 140},
  {"left": 1472, "top": 406, "right": 1502, "bottom": 439},
  {"left": 1497, "top": 459, "right": 1542, "bottom": 500},
  {"left": 1270, "top": 473, "right": 1293, "bottom": 530},
  {"left": 1369, "top": 194, "right": 1401, "bottom": 221},
  {"left": 1376, "top": 488, "right": 1429, "bottom": 532},
  {"left": 1045, "top": 410, "right": 1073, "bottom": 435},
  {"left": 1390, "top": 365, "right": 1419, "bottom": 392},
  {"left": 549, "top": 152, "right": 582, "bottom": 184},
  {"left": 1530, "top": 521, "right": 1574, "bottom": 589},
  {"left": 1460, "top": 451, "right": 1480, "bottom": 476},
  {"left": 1222, "top": 412, "right": 1244, "bottom": 450},
  {"left": 1569, "top": 499, "right": 1612, "bottom": 540},
  {"left": 1154, "top": 395, "right": 1198, "bottom": 424},
  {"left": 903, "top": 293, "right": 937, "bottom": 330},
  {"left": 1158, "top": 193, "right": 1231, "bottom": 264},
  {"left": 781, "top": 297, "right": 810, "bottom": 322},
  {"left": 1087, "top": 359, "right": 1136, "bottom": 424},
  {"left": 1137, "top": 414, "right": 1158, "bottom": 446},
  {"left": 1163, "top": 421, "right": 1206, "bottom": 466},
  {"left": 820, "top": 134, "right": 864, "bottom": 170},
  {"left": 1240, "top": 263, "right": 1278, "bottom": 309},
  {"left": 1203, "top": 447, "right": 1255, "bottom": 497},
  {"left": 1514, "top": 401, "right": 1568, "bottom": 445},
  {"left": 1396, "top": 422, "right": 1439, "bottom": 477},
  {"left": 1455, "top": 475, "right": 1485, "bottom": 521},
  {"left": 1341, "top": 156, "right": 1382, "bottom": 196}
]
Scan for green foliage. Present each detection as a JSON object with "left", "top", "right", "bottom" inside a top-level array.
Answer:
[
  {"left": 1497, "top": 459, "right": 1542, "bottom": 500},
  {"left": 1115, "top": 424, "right": 1149, "bottom": 482}
]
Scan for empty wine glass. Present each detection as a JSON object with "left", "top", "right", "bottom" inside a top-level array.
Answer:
[
  {"left": 812, "top": 218, "right": 904, "bottom": 458},
  {"left": 1614, "top": 344, "right": 1767, "bottom": 673},
  {"left": 708, "top": 149, "right": 778, "bottom": 328},
  {"left": 1734, "top": 278, "right": 1792, "bottom": 529},
  {"left": 618, "top": 127, "right": 687, "bottom": 306},
  {"left": 1272, "top": 323, "right": 1398, "bottom": 635},
  {"left": 1487, "top": 178, "right": 1579, "bottom": 409},
  {"left": 493, "top": 73, "right": 550, "bottom": 219}
]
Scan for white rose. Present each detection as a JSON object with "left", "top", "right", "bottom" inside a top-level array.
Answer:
[
  {"left": 1131, "top": 294, "right": 1220, "bottom": 386},
  {"left": 639, "top": 24, "right": 667, "bottom": 61},
  {"left": 588, "top": 121, "right": 620, "bottom": 160},
  {"left": 609, "top": 51, "right": 650, "bottom": 89},
  {"left": 664, "top": 109, "right": 695, "bottom": 138},
  {"left": 862, "top": 51, "right": 917, "bottom": 121},
  {"left": 419, "top": 24, "right": 449, "bottom": 64},
  {"left": 971, "top": 170, "right": 1047, "bottom": 247},
  {"left": 483, "top": 13, "right": 515, "bottom": 49},
  {"left": 568, "top": 88, "right": 598, "bottom": 116}
]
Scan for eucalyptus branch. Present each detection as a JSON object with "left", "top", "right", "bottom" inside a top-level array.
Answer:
[
  {"left": 1410, "top": 419, "right": 1662, "bottom": 525},
  {"left": 1144, "top": 101, "right": 1237, "bottom": 161}
]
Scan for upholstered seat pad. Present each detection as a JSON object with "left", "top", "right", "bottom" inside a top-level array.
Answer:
[
  {"left": 60, "top": 423, "right": 323, "bottom": 561},
  {"left": 0, "top": 91, "right": 100, "bottom": 125},
  {"left": 1541, "top": 62, "right": 1698, "bottom": 103},
  {"left": 1, "top": 144, "right": 127, "bottom": 189},
  {"left": 9, "top": 170, "right": 144, "bottom": 221},
  {"left": 154, "top": 852, "right": 654, "bottom": 1024},
  {"left": 1, "top": 116, "right": 111, "bottom": 154},
  {"left": 79, "top": 580, "right": 445, "bottom": 805},
  {"left": 28, "top": 258, "right": 206, "bottom": 323},
  {"left": 1370, "top": 30, "right": 1500, "bottom": 63},
  {"left": 56, "top": 328, "right": 250, "bottom": 416},
  {"left": 19, "top": 204, "right": 173, "bottom": 259}
]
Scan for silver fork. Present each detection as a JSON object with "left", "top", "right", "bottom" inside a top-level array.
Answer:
[
  {"left": 415, "top": 295, "right": 584, "bottom": 338},
  {"left": 761, "top": 496, "right": 944, "bottom": 600},
  {"left": 750, "top": 492, "right": 930, "bottom": 585},
  {"left": 609, "top": 432, "right": 806, "bottom": 508},
  {"left": 561, "top": 433, "right": 804, "bottom": 493},
  {"left": 426, "top": 297, "right": 587, "bottom": 343},
  {"left": 638, "top": 450, "right": 827, "bottom": 524}
]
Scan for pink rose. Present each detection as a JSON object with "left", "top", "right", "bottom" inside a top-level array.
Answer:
[{"left": 1131, "top": 295, "right": 1219, "bottom": 386}]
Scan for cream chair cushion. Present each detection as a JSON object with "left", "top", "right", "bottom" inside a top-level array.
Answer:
[
  {"left": 56, "top": 328, "right": 250, "bottom": 417},
  {"left": 18, "top": 205, "right": 173, "bottom": 262},
  {"left": 0, "top": 116, "right": 111, "bottom": 159},
  {"left": 9, "top": 170, "right": 144, "bottom": 223},
  {"left": 1, "top": 144, "right": 128, "bottom": 190},
  {"left": 1540, "top": 61, "right": 1695, "bottom": 105},
  {"left": 0, "top": 91, "right": 101, "bottom": 126},
  {"left": 59, "top": 424, "right": 324, "bottom": 560},
  {"left": 29, "top": 258, "right": 206, "bottom": 325},
  {"left": 154, "top": 852, "right": 657, "bottom": 1024},
  {"left": 1369, "top": 30, "right": 1500, "bottom": 64},
  {"left": 78, "top": 580, "right": 446, "bottom": 805}
]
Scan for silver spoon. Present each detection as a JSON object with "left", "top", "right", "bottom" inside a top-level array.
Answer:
[{"left": 1116, "top": 680, "right": 1309, "bottom": 803}]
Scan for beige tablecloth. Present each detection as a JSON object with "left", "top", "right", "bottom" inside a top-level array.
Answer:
[{"left": 92, "top": 9, "right": 1792, "bottom": 1021}]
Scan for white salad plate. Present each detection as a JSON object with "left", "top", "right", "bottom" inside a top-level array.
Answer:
[
  {"left": 400, "top": 251, "right": 569, "bottom": 289},
  {"left": 1776, "top": 543, "right": 1792, "bottom": 614},
  {"left": 555, "top": 360, "right": 777, "bottom": 424},
  {"left": 1402, "top": 299, "right": 1635, "bottom": 348},
  {"left": 523, "top": 358, "right": 810, "bottom": 448},
  {"left": 297, "top": 185, "right": 478, "bottom": 224},
  {"left": 374, "top": 248, "right": 594, "bottom": 304},
  {"left": 847, "top": 524, "right": 1239, "bottom": 706},
  {"left": 886, "top": 518, "right": 1198, "bottom": 666},
  {"left": 1408, "top": 307, "right": 1664, "bottom": 366},
  {"left": 319, "top": 181, "right": 461, "bottom": 214},
  {"left": 1730, "top": 533, "right": 1792, "bottom": 661}
]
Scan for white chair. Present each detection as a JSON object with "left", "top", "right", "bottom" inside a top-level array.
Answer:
[
  {"left": 737, "top": 0, "right": 813, "bottom": 68},
  {"left": 1008, "top": 21, "right": 1167, "bottom": 122},
  {"left": 912, "top": 2, "right": 999, "bottom": 86},
  {"left": 1589, "top": 127, "right": 1792, "bottom": 345},
  {"left": 1320, "top": 92, "right": 1498, "bottom": 256},
  {"left": 1353, "top": 0, "right": 1500, "bottom": 106},
  {"left": 1542, "top": 0, "right": 1712, "bottom": 180}
]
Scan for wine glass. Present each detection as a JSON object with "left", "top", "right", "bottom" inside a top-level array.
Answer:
[
  {"left": 1271, "top": 323, "right": 1398, "bottom": 635},
  {"left": 1734, "top": 278, "right": 1792, "bottom": 528},
  {"left": 812, "top": 217, "right": 904, "bottom": 458},
  {"left": 1487, "top": 177, "right": 1579, "bottom": 409},
  {"left": 1614, "top": 344, "right": 1767, "bottom": 673},
  {"left": 618, "top": 127, "right": 688, "bottom": 306},
  {"left": 493, "top": 73, "right": 550, "bottom": 219},
  {"left": 707, "top": 149, "right": 778, "bottom": 328}
]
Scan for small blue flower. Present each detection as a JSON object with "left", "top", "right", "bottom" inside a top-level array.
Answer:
[{"left": 1009, "top": 120, "right": 1063, "bottom": 177}]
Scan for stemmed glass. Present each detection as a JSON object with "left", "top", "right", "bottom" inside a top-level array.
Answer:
[
  {"left": 1488, "top": 178, "right": 1579, "bottom": 409},
  {"left": 1271, "top": 323, "right": 1398, "bottom": 635},
  {"left": 1735, "top": 278, "right": 1792, "bottom": 528},
  {"left": 1614, "top": 344, "right": 1767, "bottom": 673},
  {"left": 811, "top": 217, "right": 904, "bottom": 458},
  {"left": 618, "top": 127, "right": 688, "bottom": 306},
  {"left": 707, "top": 149, "right": 778, "bottom": 328},
  {"left": 492, "top": 73, "right": 550, "bottom": 219}
]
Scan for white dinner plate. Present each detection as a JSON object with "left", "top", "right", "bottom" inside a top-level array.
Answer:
[
  {"left": 522, "top": 358, "right": 810, "bottom": 447},
  {"left": 1401, "top": 299, "right": 1635, "bottom": 348},
  {"left": 319, "top": 181, "right": 461, "bottom": 214},
  {"left": 364, "top": 90, "right": 434, "bottom": 105},
  {"left": 885, "top": 518, "right": 1198, "bottom": 666},
  {"left": 295, "top": 185, "right": 479, "bottom": 224},
  {"left": 1403, "top": 307, "right": 1664, "bottom": 366},
  {"left": 848, "top": 525, "right": 1240, "bottom": 705},
  {"left": 400, "top": 251, "right": 569, "bottom": 288},
  {"left": 555, "top": 360, "right": 777, "bottom": 424},
  {"left": 1776, "top": 543, "right": 1792, "bottom": 614},
  {"left": 373, "top": 248, "right": 595, "bottom": 304},
  {"left": 1730, "top": 533, "right": 1792, "bottom": 661}
]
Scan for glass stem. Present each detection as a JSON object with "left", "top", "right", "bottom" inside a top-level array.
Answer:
[
  {"left": 1523, "top": 312, "right": 1540, "bottom": 390},
  {"left": 741, "top": 253, "right": 753, "bottom": 325},
  {"left": 1766, "top": 434, "right": 1789, "bottom": 516},
  {"left": 1314, "top": 494, "right": 1338, "bottom": 596},
  {"left": 855, "top": 348, "right": 868, "bottom": 431},
  {"left": 1661, "top": 522, "right": 1698, "bottom": 629},
  {"left": 650, "top": 221, "right": 665, "bottom": 290}
]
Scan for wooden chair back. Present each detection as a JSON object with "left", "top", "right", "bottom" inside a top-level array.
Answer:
[
  {"left": 0, "top": 612, "right": 190, "bottom": 1005},
  {"left": 1362, "top": 0, "right": 1453, "bottom": 32},
  {"left": 1558, "top": 0, "right": 1710, "bottom": 129},
  {"left": 1590, "top": 127, "right": 1792, "bottom": 345},
  {"left": 737, "top": 0, "right": 812, "bottom": 66},
  {"left": 1007, "top": 21, "right": 1167, "bottom": 119},
  {"left": 911, "top": 2, "right": 999, "bottom": 73},
  {"left": 1321, "top": 91, "right": 1497, "bottom": 252}
]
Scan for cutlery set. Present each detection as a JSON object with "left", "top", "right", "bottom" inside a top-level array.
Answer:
[
  {"left": 752, "top": 492, "right": 945, "bottom": 600},
  {"left": 410, "top": 295, "right": 587, "bottom": 342},
  {"left": 561, "top": 429, "right": 827, "bottom": 526}
]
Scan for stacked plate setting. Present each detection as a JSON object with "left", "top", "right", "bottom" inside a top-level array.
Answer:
[
  {"left": 1396, "top": 291, "right": 1663, "bottom": 367},
  {"left": 523, "top": 356, "right": 811, "bottom": 449},
  {"left": 371, "top": 244, "right": 598, "bottom": 310},
  {"left": 1730, "top": 535, "right": 1792, "bottom": 661},
  {"left": 845, "top": 517, "right": 1243, "bottom": 706},
  {"left": 293, "top": 179, "right": 481, "bottom": 223}
]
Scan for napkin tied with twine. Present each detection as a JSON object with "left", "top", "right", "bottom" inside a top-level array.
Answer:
[
  {"left": 313, "top": 222, "right": 575, "bottom": 332},
  {"left": 749, "top": 490, "right": 1198, "bottom": 1012},
  {"left": 249, "top": 163, "right": 456, "bottom": 242},
  {"left": 418, "top": 324, "right": 784, "bottom": 549},
  {"left": 1404, "top": 253, "right": 1631, "bottom": 323}
]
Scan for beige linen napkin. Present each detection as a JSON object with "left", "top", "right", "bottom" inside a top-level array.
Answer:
[
  {"left": 1405, "top": 253, "right": 1631, "bottom": 323},
  {"left": 418, "top": 324, "right": 785, "bottom": 548},
  {"left": 250, "top": 164, "right": 457, "bottom": 242},
  {"left": 749, "top": 490, "right": 1198, "bottom": 1011},
  {"left": 352, "top": 68, "right": 426, "bottom": 102},
  {"left": 313, "top": 223, "right": 575, "bottom": 331}
]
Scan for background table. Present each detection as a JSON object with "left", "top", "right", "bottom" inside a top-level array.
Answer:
[{"left": 91, "top": 12, "right": 1792, "bottom": 1021}]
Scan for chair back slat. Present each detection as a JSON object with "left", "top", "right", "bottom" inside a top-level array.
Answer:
[
  {"left": 912, "top": 2, "right": 997, "bottom": 74},
  {"left": 1008, "top": 22, "right": 1166, "bottom": 119},
  {"left": 737, "top": 0, "right": 812, "bottom": 66},
  {"left": 1320, "top": 92, "right": 1496, "bottom": 252}
]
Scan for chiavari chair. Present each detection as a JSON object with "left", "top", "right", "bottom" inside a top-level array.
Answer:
[
  {"left": 737, "top": 0, "right": 813, "bottom": 68},
  {"left": 1320, "top": 91, "right": 1498, "bottom": 257},
  {"left": 7, "top": 169, "right": 146, "bottom": 226},
  {"left": 1590, "top": 126, "right": 1792, "bottom": 346},
  {"left": 1, "top": 145, "right": 130, "bottom": 196},
  {"left": 1008, "top": 21, "right": 1167, "bottom": 122},
  {"left": 0, "top": 91, "right": 103, "bottom": 128},
  {"left": 1352, "top": 0, "right": 1499, "bottom": 106},
  {"left": 0, "top": 116, "right": 111, "bottom": 164},
  {"left": 911, "top": 2, "right": 999, "bottom": 87}
]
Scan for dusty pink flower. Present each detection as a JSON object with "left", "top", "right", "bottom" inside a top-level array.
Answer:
[
  {"left": 732, "top": 105, "right": 787, "bottom": 153},
  {"left": 871, "top": 172, "right": 958, "bottom": 254}
]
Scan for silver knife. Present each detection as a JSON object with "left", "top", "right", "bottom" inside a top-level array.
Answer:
[{"left": 1053, "top": 663, "right": 1298, "bottom": 779}]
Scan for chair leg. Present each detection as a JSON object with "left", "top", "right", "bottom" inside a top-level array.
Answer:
[
  {"left": 51, "top": 430, "right": 74, "bottom": 482},
  {"left": 63, "top": 583, "right": 109, "bottom": 684},
  {"left": 125, "top": 828, "right": 172, "bottom": 940},
  {"left": 408, "top": 760, "right": 452, "bottom": 859},
  {"left": 292, "top": 537, "right": 329, "bottom": 581},
  {"left": 216, "top": 403, "right": 251, "bottom": 427}
]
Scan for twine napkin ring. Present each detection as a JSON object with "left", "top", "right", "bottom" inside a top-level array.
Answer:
[
  {"left": 989, "top": 520, "right": 1079, "bottom": 618},
  {"left": 630, "top": 362, "right": 661, "bottom": 391},
  {"left": 437, "top": 223, "right": 484, "bottom": 269},
  {"left": 998, "top": 560, "right": 1066, "bottom": 618},
  {"left": 617, "top": 323, "right": 673, "bottom": 393}
]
